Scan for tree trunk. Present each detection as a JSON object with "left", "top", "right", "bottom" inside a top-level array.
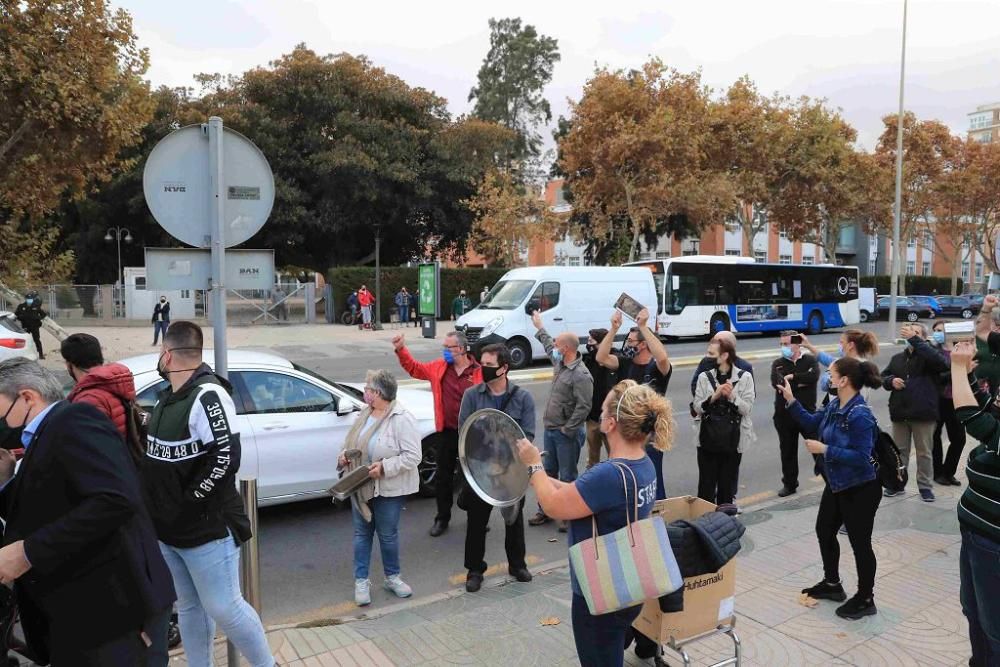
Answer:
[
  {"left": 0, "top": 119, "right": 31, "bottom": 162},
  {"left": 627, "top": 223, "right": 640, "bottom": 263}
]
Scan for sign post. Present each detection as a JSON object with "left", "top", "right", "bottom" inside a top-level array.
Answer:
[
  {"left": 207, "top": 117, "right": 228, "bottom": 378},
  {"left": 417, "top": 262, "right": 439, "bottom": 339}
]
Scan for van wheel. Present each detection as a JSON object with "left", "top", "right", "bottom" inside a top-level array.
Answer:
[
  {"left": 508, "top": 338, "right": 531, "bottom": 370},
  {"left": 962, "top": 309, "right": 974, "bottom": 319},
  {"left": 417, "top": 437, "right": 437, "bottom": 498},
  {"left": 859, "top": 310, "right": 870, "bottom": 323},
  {"left": 906, "top": 311, "right": 919, "bottom": 322},
  {"left": 709, "top": 314, "right": 729, "bottom": 336},
  {"left": 807, "top": 311, "right": 824, "bottom": 335}
]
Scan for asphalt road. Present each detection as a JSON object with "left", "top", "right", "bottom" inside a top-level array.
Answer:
[{"left": 251, "top": 324, "right": 904, "bottom": 624}]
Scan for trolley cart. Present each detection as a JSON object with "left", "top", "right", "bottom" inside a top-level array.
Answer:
[{"left": 632, "top": 496, "right": 741, "bottom": 667}]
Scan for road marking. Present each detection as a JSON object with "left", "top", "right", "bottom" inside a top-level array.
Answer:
[{"left": 447, "top": 554, "right": 544, "bottom": 585}]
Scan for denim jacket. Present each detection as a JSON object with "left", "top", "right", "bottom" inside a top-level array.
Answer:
[{"left": 787, "top": 392, "right": 878, "bottom": 492}]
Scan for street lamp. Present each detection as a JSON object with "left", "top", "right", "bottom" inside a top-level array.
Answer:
[
  {"left": 104, "top": 226, "right": 133, "bottom": 317},
  {"left": 887, "top": 0, "right": 908, "bottom": 340}
]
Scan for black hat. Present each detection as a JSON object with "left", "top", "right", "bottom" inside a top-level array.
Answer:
[{"left": 60, "top": 333, "right": 104, "bottom": 370}]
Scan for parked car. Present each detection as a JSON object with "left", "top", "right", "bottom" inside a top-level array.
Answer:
[
  {"left": 963, "top": 294, "right": 985, "bottom": 309},
  {"left": 909, "top": 295, "right": 943, "bottom": 317},
  {"left": 933, "top": 295, "right": 978, "bottom": 319},
  {"left": 0, "top": 311, "right": 39, "bottom": 362},
  {"left": 873, "top": 296, "right": 933, "bottom": 322},
  {"left": 121, "top": 350, "right": 438, "bottom": 506}
]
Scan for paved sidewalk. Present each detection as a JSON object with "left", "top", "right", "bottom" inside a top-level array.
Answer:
[{"left": 177, "top": 469, "right": 969, "bottom": 667}]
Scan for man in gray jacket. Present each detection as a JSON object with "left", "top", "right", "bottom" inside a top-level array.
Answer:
[{"left": 527, "top": 311, "right": 593, "bottom": 531}]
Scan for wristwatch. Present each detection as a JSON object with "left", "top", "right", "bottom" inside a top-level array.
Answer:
[{"left": 527, "top": 464, "right": 545, "bottom": 478}]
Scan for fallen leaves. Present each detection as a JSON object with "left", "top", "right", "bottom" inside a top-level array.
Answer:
[
  {"left": 797, "top": 593, "right": 818, "bottom": 608},
  {"left": 540, "top": 616, "right": 561, "bottom": 626}
]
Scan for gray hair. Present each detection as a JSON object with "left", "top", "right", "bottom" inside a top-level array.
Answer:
[
  {"left": 365, "top": 368, "right": 398, "bottom": 402},
  {"left": 446, "top": 330, "right": 469, "bottom": 352},
  {"left": 0, "top": 358, "right": 65, "bottom": 404}
]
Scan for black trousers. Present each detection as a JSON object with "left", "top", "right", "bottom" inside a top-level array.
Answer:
[
  {"left": 697, "top": 448, "right": 741, "bottom": 506},
  {"left": 774, "top": 411, "right": 804, "bottom": 490},
  {"left": 28, "top": 327, "right": 42, "bottom": 357},
  {"left": 933, "top": 397, "right": 966, "bottom": 479},
  {"left": 464, "top": 493, "right": 526, "bottom": 573},
  {"left": 815, "top": 479, "right": 882, "bottom": 598},
  {"left": 432, "top": 429, "right": 460, "bottom": 523},
  {"left": 48, "top": 628, "right": 145, "bottom": 667}
]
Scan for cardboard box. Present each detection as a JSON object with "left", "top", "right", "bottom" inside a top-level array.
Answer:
[{"left": 632, "top": 496, "right": 737, "bottom": 643}]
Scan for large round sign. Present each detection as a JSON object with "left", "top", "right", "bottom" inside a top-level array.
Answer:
[
  {"left": 143, "top": 124, "right": 274, "bottom": 248},
  {"left": 459, "top": 408, "right": 529, "bottom": 508}
]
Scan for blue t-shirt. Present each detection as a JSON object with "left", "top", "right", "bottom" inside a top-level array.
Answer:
[{"left": 568, "top": 456, "right": 658, "bottom": 596}]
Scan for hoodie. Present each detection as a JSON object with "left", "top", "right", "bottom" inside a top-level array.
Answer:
[{"left": 67, "top": 362, "right": 136, "bottom": 440}]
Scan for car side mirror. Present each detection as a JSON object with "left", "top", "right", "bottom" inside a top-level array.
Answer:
[{"left": 336, "top": 401, "right": 357, "bottom": 416}]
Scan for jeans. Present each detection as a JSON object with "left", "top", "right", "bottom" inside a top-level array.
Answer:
[
  {"left": 571, "top": 594, "right": 643, "bottom": 667},
  {"left": 398, "top": 305, "right": 409, "bottom": 325},
  {"left": 961, "top": 527, "right": 1000, "bottom": 666},
  {"left": 353, "top": 495, "right": 405, "bottom": 580},
  {"left": 543, "top": 428, "right": 583, "bottom": 482},
  {"left": 892, "top": 420, "right": 936, "bottom": 490},
  {"left": 774, "top": 411, "right": 804, "bottom": 490},
  {"left": 933, "top": 397, "right": 966, "bottom": 479},
  {"left": 815, "top": 479, "right": 881, "bottom": 598},
  {"left": 585, "top": 419, "right": 608, "bottom": 468},
  {"left": 361, "top": 305, "right": 372, "bottom": 325},
  {"left": 158, "top": 536, "right": 274, "bottom": 667},
  {"left": 430, "top": 429, "right": 459, "bottom": 523},
  {"left": 464, "top": 494, "right": 526, "bottom": 574},
  {"left": 152, "top": 321, "right": 169, "bottom": 344},
  {"left": 697, "top": 448, "right": 740, "bottom": 506}
]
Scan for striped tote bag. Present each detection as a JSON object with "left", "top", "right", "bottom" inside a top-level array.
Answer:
[{"left": 569, "top": 462, "right": 682, "bottom": 615}]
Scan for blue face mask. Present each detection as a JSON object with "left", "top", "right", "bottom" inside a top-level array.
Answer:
[
  {"left": 837, "top": 344, "right": 845, "bottom": 358},
  {"left": 932, "top": 331, "right": 945, "bottom": 345},
  {"left": 780, "top": 346, "right": 793, "bottom": 360},
  {"left": 443, "top": 348, "right": 455, "bottom": 364},
  {"left": 550, "top": 348, "right": 564, "bottom": 364}
]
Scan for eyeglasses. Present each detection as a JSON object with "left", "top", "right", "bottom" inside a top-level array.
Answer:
[{"left": 442, "top": 344, "right": 462, "bottom": 351}]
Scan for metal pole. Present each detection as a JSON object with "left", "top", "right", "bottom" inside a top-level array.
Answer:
[
  {"left": 227, "top": 478, "right": 261, "bottom": 667},
  {"left": 208, "top": 116, "right": 228, "bottom": 379},
  {"left": 374, "top": 231, "right": 382, "bottom": 327},
  {"left": 116, "top": 230, "right": 123, "bottom": 318},
  {"left": 888, "top": 0, "right": 907, "bottom": 340}
]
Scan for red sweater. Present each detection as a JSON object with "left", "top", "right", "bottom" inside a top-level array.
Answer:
[
  {"left": 395, "top": 346, "right": 482, "bottom": 432},
  {"left": 66, "top": 363, "right": 136, "bottom": 440}
]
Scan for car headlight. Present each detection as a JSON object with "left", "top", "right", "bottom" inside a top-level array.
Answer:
[{"left": 480, "top": 316, "right": 504, "bottom": 338}]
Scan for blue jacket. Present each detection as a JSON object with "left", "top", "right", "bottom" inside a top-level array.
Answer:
[{"left": 787, "top": 392, "right": 878, "bottom": 492}]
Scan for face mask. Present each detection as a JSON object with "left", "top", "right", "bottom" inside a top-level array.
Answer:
[
  {"left": 837, "top": 344, "right": 845, "bottom": 358},
  {"left": 550, "top": 348, "right": 564, "bottom": 364},
  {"left": 160, "top": 299, "right": 166, "bottom": 304},
  {"left": 442, "top": 348, "right": 455, "bottom": 364},
  {"left": 622, "top": 344, "right": 638, "bottom": 360},
  {"left": 482, "top": 366, "right": 503, "bottom": 383},
  {"left": 585, "top": 344, "right": 597, "bottom": 356},
  {"left": 904, "top": 342, "right": 913, "bottom": 351},
  {"left": 780, "top": 346, "right": 793, "bottom": 359},
  {"left": 0, "top": 396, "right": 27, "bottom": 449},
  {"left": 932, "top": 331, "right": 945, "bottom": 345},
  {"left": 156, "top": 351, "right": 170, "bottom": 382},
  {"left": 707, "top": 356, "right": 720, "bottom": 367}
]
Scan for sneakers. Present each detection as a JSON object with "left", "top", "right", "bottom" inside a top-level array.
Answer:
[
  {"left": 883, "top": 488, "right": 904, "bottom": 497},
  {"left": 528, "top": 511, "right": 551, "bottom": 526},
  {"left": 838, "top": 525, "right": 849, "bottom": 536},
  {"left": 354, "top": 578, "right": 371, "bottom": 606},
  {"left": 384, "top": 574, "right": 412, "bottom": 598},
  {"left": 777, "top": 486, "right": 797, "bottom": 498},
  {"left": 920, "top": 488, "right": 935, "bottom": 502},
  {"left": 836, "top": 594, "right": 877, "bottom": 620},
  {"left": 801, "top": 580, "right": 847, "bottom": 602}
]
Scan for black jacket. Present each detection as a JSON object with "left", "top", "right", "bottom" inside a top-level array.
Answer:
[
  {"left": 0, "top": 402, "right": 175, "bottom": 660},
  {"left": 772, "top": 354, "right": 819, "bottom": 413},
  {"left": 660, "top": 511, "right": 745, "bottom": 613},
  {"left": 882, "top": 335, "right": 948, "bottom": 422},
  {"left": 583, "top": 352, "right": 617, "bottom": 422},
  {"left": 152, "top": 301, "right": 171, "bottom": 324},
  {"left": 14, "top": 302, "right": 45, "bottom": 331}
]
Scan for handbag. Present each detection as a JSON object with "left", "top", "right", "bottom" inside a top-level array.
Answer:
[{"left": 569, "top": 461, "right": 683, "bottom": 615}]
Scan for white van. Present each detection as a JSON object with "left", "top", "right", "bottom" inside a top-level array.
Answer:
[
  {"left": 859, "top": 287, "right": 876, "bottom": 322},
  {"left": 455, "top": 266, "right": 659, "bottom": 369}
]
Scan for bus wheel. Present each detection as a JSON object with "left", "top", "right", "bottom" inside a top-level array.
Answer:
[
  {"left": 709, "top": 314, "right": 729, "bottom": 335},
  {"left": 807, "top": 311, "right": 824, "bottom": 335}
]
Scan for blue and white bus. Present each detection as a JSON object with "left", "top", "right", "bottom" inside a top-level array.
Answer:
[{"left": 625, "top": 255, "right": 860, "bottom": 337}]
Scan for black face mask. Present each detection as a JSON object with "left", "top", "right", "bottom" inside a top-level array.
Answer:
[
  {"left": 585, "top": 344, "right": 597, "bottom": 356},
  {"left": 0, "top": 396, "right": 28, "bottom": 449},
  {"left": 482, "top": 365, "right": 506, "bottom": 384},
  {"left": 157, "top": 347, "right": 202, "bottom": 382}
]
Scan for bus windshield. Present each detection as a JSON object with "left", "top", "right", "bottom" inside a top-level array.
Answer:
[{"left": 479, "top": 280, "right": 536, "bottom": 310}]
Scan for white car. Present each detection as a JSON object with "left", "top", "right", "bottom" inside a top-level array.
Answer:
[
  {"left": 0, "top": 311, "right": 38, "bottom": 362},
  {"left": 121, "top": 350, "right": 437, "bottom": 507}
]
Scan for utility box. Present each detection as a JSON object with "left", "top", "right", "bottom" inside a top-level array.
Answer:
[{"left": 421, "top": 316, "right": 436, "bottom": 339}]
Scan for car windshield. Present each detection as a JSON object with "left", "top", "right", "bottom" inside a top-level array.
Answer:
[
  {"left": 292, "top": 362, "right": 362, "bottom": 399},
  {"left": 478, "top": 280, "right": 536, "bottom": 310},
  {"left": 0, "top": 315, "right": 24, "bottom": 333}
]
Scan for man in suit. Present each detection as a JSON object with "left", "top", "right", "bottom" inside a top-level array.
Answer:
[{"left": 0, "top": 358, "right": 175, "bottom": 666}]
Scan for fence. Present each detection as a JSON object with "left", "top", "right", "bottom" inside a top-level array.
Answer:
[{"left": 0, "top": 283, "right": 319, "bottom": 326}]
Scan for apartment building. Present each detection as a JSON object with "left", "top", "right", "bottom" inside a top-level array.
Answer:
[{"left": 969, "top": 102, "right": 1000, "bottom": 145}]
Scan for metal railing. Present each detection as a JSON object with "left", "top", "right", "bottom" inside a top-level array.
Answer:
[{"left": 228, "top": 478, "right": 262, "bottom": 666}]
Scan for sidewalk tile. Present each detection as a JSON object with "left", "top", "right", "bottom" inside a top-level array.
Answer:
[{"left": 330, "top": 646, "right": 359, "bottom": 666}]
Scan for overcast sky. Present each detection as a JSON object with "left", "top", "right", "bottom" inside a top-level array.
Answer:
[{"left": 123, "top": 0, "right": 1000, "bottom": 152}]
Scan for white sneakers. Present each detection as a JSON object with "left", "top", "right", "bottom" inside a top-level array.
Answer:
[
  {"left": 355, "top": 578, "right": 371, "bottom": 606},
  {"left": 355, "top": 575, "right": 412, "bottom": 606},
  {"left": 383, "top": 574, "right": 412, "bottom": 598}
]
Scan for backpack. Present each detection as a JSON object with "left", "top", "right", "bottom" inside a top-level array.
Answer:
[
  {"left": 698, "top": 371, "right": 744, "bottom": 454},
  {"left": 121, "top": 399, "right": 148, "bottom": 466},
  {"left": 840, "top": 403, "right": 907, "bottom": 493}
]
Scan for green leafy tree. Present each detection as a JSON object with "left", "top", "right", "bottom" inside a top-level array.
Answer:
[{"left": 469, "top": 17, "right": 560, "bottom": 162}]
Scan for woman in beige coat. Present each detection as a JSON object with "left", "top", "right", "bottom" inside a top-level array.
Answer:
[{"left": 337, "top": 369, "right": 421, "bottom": 606}]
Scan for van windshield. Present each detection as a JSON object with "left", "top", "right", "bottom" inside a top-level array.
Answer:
[{"left": 479, "top": 280, "right": 536, "bottom": 310}]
